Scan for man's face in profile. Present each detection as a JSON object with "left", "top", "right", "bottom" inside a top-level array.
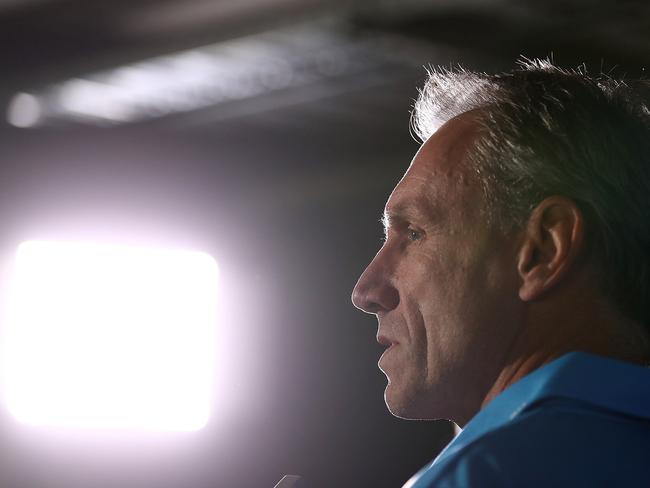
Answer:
[{"left": 352, "top": 113, "right": 524, "bottom": 424}]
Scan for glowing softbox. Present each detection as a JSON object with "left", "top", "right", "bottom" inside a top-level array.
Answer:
[{"left": 2, "top": 240, "right": 219, "bottom": 432}]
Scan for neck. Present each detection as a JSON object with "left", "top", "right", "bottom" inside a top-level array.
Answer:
[{"left": 480, "top": 292, "right": 650, "bottom": 412}]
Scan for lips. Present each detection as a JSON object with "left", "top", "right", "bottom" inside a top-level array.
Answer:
[
  {"left": 377, "top": 334, "right": 398, "bottom": 369},
  {"left": 378, "top": 341, "right": 398, "bottom": 373}
]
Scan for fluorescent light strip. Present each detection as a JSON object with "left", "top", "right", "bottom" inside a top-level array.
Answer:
[{"left": 7, "top": 25, "right": 381, "bottom": 127}]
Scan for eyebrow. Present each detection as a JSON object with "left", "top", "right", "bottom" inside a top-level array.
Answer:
[
  {"left": 381, "top": 209, "right": 415, "bottom": 236},
  {"left": 382, "top": 196, "right": 439, "bottom": 234}
]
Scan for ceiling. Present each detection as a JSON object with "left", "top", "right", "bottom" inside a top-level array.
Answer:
[{"left": 0, "top": 0, "right": 648, "bottom": 127}]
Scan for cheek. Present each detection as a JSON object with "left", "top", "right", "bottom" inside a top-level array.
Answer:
[
  {"left": 396, "top": 253, "right": 464, "bottom": 346},
  {"left": 438, "top": 248, "right": 519, "bottom": 362},
  {"left": 406, "top": 244, "right": 497, "bottom": 353},
  {"left": 393, "top": 227, "right": 513, "bottom": 345}
]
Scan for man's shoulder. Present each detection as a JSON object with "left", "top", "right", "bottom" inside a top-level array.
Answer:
[{"left": 417, "top": 400, "right": 650, "bottom": 487}]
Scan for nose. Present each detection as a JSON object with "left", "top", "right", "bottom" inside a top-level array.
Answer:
[{"left": 351, "top": 248, "right": 399, "bottom": 315}]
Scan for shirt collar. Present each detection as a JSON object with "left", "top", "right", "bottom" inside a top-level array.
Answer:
[{"left": 431, "top": 352, "right": 650, "bottom": 468}]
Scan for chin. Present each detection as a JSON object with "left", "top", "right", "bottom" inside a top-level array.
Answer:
[{"left": 384, "top": 384, "right": 435, "bottom": 420}]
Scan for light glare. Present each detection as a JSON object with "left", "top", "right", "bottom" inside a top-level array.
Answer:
[
  {"left": 2, "top": 240, "right": 219, "bottom": 432},
  {"left": 7, "top": 93, "right": 42, "bottom": 128}
]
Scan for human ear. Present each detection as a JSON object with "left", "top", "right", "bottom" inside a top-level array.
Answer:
[{"left": 517, "top": 196, "right": 585, "bottom": 301}]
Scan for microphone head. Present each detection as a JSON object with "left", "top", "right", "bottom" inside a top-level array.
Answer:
[{"left": 273, "top": 475, "right": 305, "bottom": 488}]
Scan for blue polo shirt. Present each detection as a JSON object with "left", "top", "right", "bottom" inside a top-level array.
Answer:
[{"left": 404, "top": 352, "right": 650, "bottom": 487}]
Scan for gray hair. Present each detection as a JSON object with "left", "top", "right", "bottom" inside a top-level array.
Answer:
[{"left": 412, "top": 58, "right": 650, "bottom": 328}]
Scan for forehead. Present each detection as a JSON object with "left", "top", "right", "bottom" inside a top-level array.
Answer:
[{"left": 386, "top": 113, "right": 482, "bottom": 219}]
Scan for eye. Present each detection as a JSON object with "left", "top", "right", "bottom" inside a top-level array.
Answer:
[{"left": 407, "top": 228, "right": 423, "bottom": 242}]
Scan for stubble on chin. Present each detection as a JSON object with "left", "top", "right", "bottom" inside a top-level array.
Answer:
[{"left": 383, "top": 376, "right": 430, "bottom": 420}]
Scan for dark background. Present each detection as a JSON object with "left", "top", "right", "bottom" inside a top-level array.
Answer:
[{"left": 0, "top": 1, "right": 647, "bottom": 487}]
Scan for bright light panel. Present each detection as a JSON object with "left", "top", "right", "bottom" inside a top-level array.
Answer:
[{"left": 2, "top": 240, "right": 219, "bottom": 432}]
